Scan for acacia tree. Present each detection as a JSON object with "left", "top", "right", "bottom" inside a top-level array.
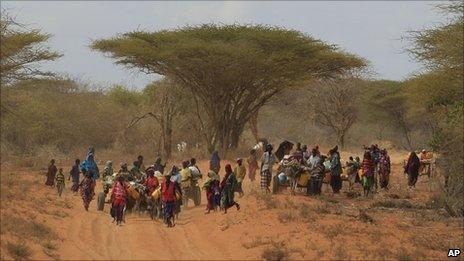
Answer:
[
  {"left": 92, "top": 24, "right": 365, "bottom": 152},
  {"left": 406, "top": 2, "right": 463, "bottom": 216},
  {"left": 129, "top": 80, "right": 188, "bottom": 159},
  {"left": 365, "top": 81, "right": 415, "bottom": 150},
  {"left": 0, "top": 13, "right": 61, "bottom": 85},
  {"left": 309, "top": 78, "right": 359, "bottom": 148}
]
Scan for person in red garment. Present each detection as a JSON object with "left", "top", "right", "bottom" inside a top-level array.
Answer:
[
  {"left": 203, "top": 167, "right": 220, "bottom": 214},
  {"left": 110, "top": 175, "right": 128, "bottom": 226},
  {"left": 45, "top": 159, "right": 58, "bottom": 187},
  {"left": 161, "top": 169, "right": 181, "bottom": 228},
  {"left": 144, "top": 168, "right": 159, "bottom": 197}
]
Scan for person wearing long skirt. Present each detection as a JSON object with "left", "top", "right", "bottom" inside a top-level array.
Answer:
[
  {"left": 69, "top": 159, "right": 80, "bottom": 193},
  {"left": 79, "top": 171, "right": 95, "bottom": 211},
  {"left": 247, "top": 149, "right": 258, "bottom": 183},
  {"left": 379, "top": 149, "right": 391, "bottom": 189},
  {"left": 203, "top": 169, "right": 220, "bottom": 214},
  {"left": 404, "top": 151, "right": 420, "bottom": 188},
  {"left": 220, "top": 164, "right": 240, "bottom": 214},
  {"left": 329, "top": 147, "right": 343, "bottom": 194},
  {"left": 234, "top": 158, "right": 246, "bottom": 197},
  {"left": 210, "top": 150, "right": 221, "bottom": 175},
  {"left": 161, "top": 169, "right": 181, "bottom": 227},
  {"left": 361, "top": 151, "right": 375, "bottom": 197},
  {"left": 110, "top": 175, "right": 128, "bottom": 225},
  {"left": 45, "top": 159, "right": 57, "bottom": 187}
]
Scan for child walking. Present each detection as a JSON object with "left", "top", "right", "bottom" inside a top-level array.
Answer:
[{"left": 55, "top": 168, "right": 65, "bottom": 197}]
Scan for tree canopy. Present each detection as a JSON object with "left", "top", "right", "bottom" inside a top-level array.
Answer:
[
  {"left": 91, "top": 24, "right": 366, "bottom": 151},
  {"left": 0, "top": 13, "right": 62, "bottom": 85}
]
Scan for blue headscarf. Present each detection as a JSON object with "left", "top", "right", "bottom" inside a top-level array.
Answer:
[
  {"left": 211, "top": 150, "right": 220, "bottom": 167},
  {"left": 80, "top": 147, "right": 99, "bottom": 179}
]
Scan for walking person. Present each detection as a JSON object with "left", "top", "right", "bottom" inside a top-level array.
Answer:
[
  {"left": 234, "top": 158, "right": 246, "bottom": 197},
  {"left": 161, "top": 168, "right": 181, "bottom": 227},
  {"left": 153, "top": 156, "right": 166, "bottom": 174},
  {"left": 329, "top": 147, "right": 343, "bottom": 194},
  {"left": 260, "top": 144, "right": 277, "bottom": 194},
  {"left": 180, "top": 161, "right": 192, "bottom": 208},
  {"left": 80, "top": 147, "right": 99, "bottom": 180},
  {"left": 69, "top": 159, "right": 80, "bottom": 193},
  {"left": 308, "top": 157, "right": 325, "bottom": 196},
  {"left": 246, "top": 149, "right": 258, "bottom": 186},
  {"left": 404, "top": 151, "right": 420, "bottom": 189},
  {"left": 79, "top": 171, "right": 95, "bottom": 211},
  {"left": 110, "top": 175, "right": 128, "bottom": 226},
  {"left": 361, "top": 151, "right": 375, "bottom": 197},
  {"left": 102, "top": 161, "right": 113, "bottom": 180},
  {"left": 210, "top": 150, "right": 221, "bottom": 174},
  {"left": 203, "top": 168, "right": 220, "bottom": 214},
  {"left": 55, "top": 168, "right": 65, "bottom": 197},
  {"left": 220, "top": 164, "right": 240, "bottom": 214},
  {"left": 379, "top": 149, "right": 391, "bottom": 189},
  {"left": 45, "top": 159, "right": 57, "bottom": 187}
]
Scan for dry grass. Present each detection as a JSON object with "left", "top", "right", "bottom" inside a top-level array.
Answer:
[
  {"left": 333, "top": 244, "right": 350, "bottom": 260},
  {"left": 358, "top": 209, "right": 375, "bottom": 224},
  {"left": 6, "top": 242, "right": 31, "bottom": 260},
  {"left": 255, "top": 193, "right": 279, "bottom": 209},
  {"left": 371, "top": 199, "right": 422, "bottom": 209},
  {"left": 277, "top": 210, "right": 297, "bottom": 223},
  {"left": 242, "top": 236, "right": 272, "bottom": 249},
  {"left": 315, "top": 203, "right": 331, "bottom": 215},
  {"left": 42, "top": 240, "right": 59, "bottom": 259},
  {"left": 2, "top": 214, "right": 56, "bottom": 241},
  {"left": 298, "top": 203, "right": 313, "bottom": 219},
  {"left": 261, "top": 241, "right": 289, "bottom": 261}
]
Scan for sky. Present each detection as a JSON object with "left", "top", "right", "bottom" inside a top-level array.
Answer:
[{"left": 2, "top": 1, "right": 446, "bottom": 89}]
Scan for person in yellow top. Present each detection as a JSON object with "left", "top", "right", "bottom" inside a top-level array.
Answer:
[
  {"left": 234, "top": 158, "right": 246, "bottom": 197},
  {"left": 180, "top": 160, "right": 192, "bottom": 207}
]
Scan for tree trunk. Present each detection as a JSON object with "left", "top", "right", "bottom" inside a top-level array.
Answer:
[
  {"left": 337, "top": 132, "right": 345, "bottom": 149},
  {"left": 249, "top": 112, "right": 259, "bottom": 143},
  {"left": 164, "top": 125, "right": 172, "bottom": 160}
]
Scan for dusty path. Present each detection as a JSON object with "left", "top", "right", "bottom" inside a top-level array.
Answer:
[
  {"left": 60, "top": 188, "right": 230, "bottom": 260},
  {"left": 2, "top": 160, "right": 462, "bottom": 260}
]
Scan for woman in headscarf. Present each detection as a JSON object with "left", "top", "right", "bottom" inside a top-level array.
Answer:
[
  {"left": 69, "top": 159, "right": 80, "bottom": 193},
  {"left": 45, "top": 159, "right": 57, "bottom": 187},
  {"left": 379, "top": 149, "right": 391, "bottom": 189},
  {"left": 102, "top": 161, "right": 113, "bottom": 180},
  {"left": 247, "top": 149, "right": 258, "bottom": 183},
  {"left": 80, "top": 147, "right": 99, "bottom": 180},
  {"left": 111, "top": 174, "right": 128, "bottom": 226},
  {"left": 203, "top": 166, "right": 220, "bottom": 214},
  {"left": 220, "top": 164, "right": 240, "bottom": 214},
  {"left": 210, "top": 150, "right": 221, "bottom": 174},
  {"left": 161, "top": 166, "right": 181, "bottom": 227},
  {"left": 153, "top": 156, "right": 166, "bottom": 174},
  {"left": 404, "top": 151, "right": 420, "bottom": 188},
  {"left": 361, "top": 151, "right": 375, "bottom": 197},
  {"left": 329, "top": 147, "right": 343, "bottom": 194},
  {"left": 260, "top": 144, "right": 277, "bottom": 194},
  {"left": 169, "top": 165, "right": 182, "bottom": 220},
  {"left": 79, "top": 170, "right": 96, "bottom": 211}
]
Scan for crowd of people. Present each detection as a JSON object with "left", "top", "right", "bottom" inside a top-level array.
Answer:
[{"left": 43, "top": 142, "right": 431, "bottom": 227}]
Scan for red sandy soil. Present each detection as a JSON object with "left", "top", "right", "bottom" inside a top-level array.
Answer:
[{"left": 1, "top": 160, "right": 463, "bottom": 260}]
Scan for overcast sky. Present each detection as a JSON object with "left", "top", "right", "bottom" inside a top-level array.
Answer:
[{"left": 2, "top": 1, "right": 446, "bottom": 89}]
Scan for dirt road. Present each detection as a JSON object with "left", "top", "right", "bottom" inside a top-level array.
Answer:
[
  {"left": 59, "top": 187, "right": 230, "bottom": 260},
  {"left": 1, "top": 161, "right": 462, "bottom": 260}
]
